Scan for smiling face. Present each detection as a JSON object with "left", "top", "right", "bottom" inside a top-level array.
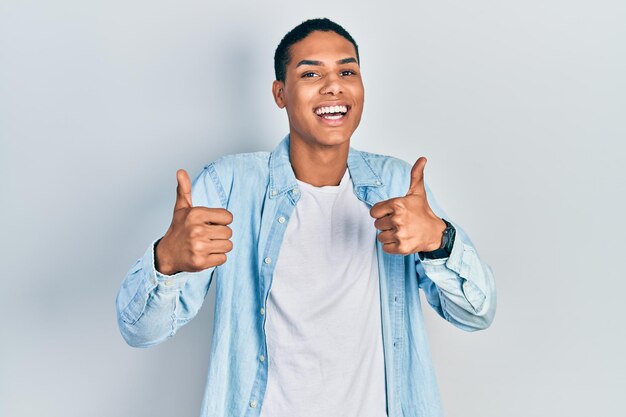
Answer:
[{"left": 272, "top": 30, "right": 364, "bottom": 150}]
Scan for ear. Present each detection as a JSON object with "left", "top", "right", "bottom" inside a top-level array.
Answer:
[{"left": 272, "top": 80, "right": 286, "bottom": 109}]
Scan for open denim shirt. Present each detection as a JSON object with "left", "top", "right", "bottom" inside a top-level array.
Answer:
[{"left": 116, "top": 135, "right": 496, "bottom": 417}]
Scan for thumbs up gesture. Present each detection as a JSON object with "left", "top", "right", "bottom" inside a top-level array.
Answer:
[
  {"left": 370, "top": 157, "right": 446, "bottom": 255},
  {"left": 155, "top": 169, "right": 234, "bottom": 275}
]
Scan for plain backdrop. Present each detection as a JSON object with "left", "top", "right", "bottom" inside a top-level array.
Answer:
[{"left": 1, "top": 1, "right": 624, "bottom": 416}]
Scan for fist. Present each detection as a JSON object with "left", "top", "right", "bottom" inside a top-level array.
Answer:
[
  {"left": 370, "top": 157, "right": 446, "bottom": 255},
  {"left": 155, "top": 169, "right": 233, "bottom": 275}
]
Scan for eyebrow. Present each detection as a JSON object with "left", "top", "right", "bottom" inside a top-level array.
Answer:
[{"left": 295, "top": 57, "right": 358, "bottom": 67}]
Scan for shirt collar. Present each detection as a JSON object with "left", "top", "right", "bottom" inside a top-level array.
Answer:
[{"left": 268, "top": 134, "right": 383, "bottom": 199}]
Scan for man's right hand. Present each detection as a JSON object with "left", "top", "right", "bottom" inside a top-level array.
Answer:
[{"left": 155, "top": 169, "right": 233, "bottom": 275}]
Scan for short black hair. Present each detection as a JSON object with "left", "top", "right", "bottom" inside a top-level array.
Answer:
[{"left": 274, "top": 18, "right": 360, "bottom": 82}]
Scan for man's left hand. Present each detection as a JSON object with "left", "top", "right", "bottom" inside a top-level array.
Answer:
[{"left": 370, "top": 157, "right": 446, "bottom": 255}]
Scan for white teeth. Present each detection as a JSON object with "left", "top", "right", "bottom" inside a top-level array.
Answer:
[{"left": 315, "top": 105, "right": 348, "bottom": 115}]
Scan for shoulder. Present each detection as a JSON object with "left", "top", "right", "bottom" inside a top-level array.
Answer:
[
  {"left": 355, "top": 149, "right": 412, "bottom": 180},
  {"left": 203, "top": 151, "right": 271, "bottom": 183},
  {"left": 191, "top": 151, "right": 270, "bottom": 208},
  {"left": 351, "top": 148, "right": 419, "bottom": 198},
  {"left": 208, "top": 151, "right": 271, "bottom": 170}
]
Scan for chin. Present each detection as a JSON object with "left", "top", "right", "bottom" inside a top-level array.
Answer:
[
  {"left": 291, "top": 126, "right": 353, "bottom": 149},
  {"left": 315, "top": 132, "right": 352, "bottom": 148}
]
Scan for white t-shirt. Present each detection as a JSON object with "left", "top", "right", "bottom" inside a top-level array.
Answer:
[{"left": 259, "top": 170, "right": 387, "bottom": 417}]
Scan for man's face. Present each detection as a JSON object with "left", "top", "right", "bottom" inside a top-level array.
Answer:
[{"left": 273, "top": 30, "right": 364, "bottom": 149}]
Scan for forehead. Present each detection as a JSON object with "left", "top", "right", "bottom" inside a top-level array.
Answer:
[{"left": 288, "top": 31, "right": 357, "bottom": 66}]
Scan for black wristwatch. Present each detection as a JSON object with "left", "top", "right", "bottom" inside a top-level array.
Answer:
[{"left": 419, "top": 218, "right": 456, "bottom": 260}]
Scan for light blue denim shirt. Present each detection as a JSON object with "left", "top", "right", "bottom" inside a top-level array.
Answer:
[{"left": 116, "top": 135, "right": 496, "bottom": 417}]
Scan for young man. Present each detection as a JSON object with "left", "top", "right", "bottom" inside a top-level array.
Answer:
[{"left": 116, "top": 18, "right": 496, "bottom": 417}]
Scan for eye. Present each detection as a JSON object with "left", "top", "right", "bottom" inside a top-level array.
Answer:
[
  {"left": 340, "top": 70, "right": 356, "bottom": 76},
  {"left": 301, "top": 71, "right": 319, "bottom": 78}
]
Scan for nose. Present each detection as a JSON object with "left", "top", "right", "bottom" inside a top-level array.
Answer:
[{"left": 319, "top": 73, "right": 342, "bottom": 95}]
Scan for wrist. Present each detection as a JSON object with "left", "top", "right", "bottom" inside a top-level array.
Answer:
[
  {"left": 154, "top": 237, "right": 178, "bottom": 275},
  {"left": 419, "top": 218, "right": 455, "bottom": 260},
  {"left": 425, "top": 218, "right": 447, "bottom": 251}
]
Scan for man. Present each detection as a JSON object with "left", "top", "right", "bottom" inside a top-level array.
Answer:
[{"left": 116, "top": 18, "right": 496, "bottom": 417}]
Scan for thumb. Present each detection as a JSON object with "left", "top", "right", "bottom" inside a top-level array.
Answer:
[
  {"left": 406, "top": 157, "right": 427, "bottom": 196},
  {"left": 174, "top": 169, "right": 193, "bottom": 210}
]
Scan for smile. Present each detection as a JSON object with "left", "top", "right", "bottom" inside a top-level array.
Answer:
[{"left": 314, "top": 105, "right": 349, "bottom": 119}]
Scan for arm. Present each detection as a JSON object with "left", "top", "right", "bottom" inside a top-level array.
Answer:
[
  {"left": 115, "top": 242, "right": 215, "bottom": 347},
  {"left": 115, "top": 163, "right": 231, "bottom": 347},
  {"left": 416, "top": 186, "right": 496, "bottom": 331},
  {"left": 371, "top": 157, "right": 496, "bottom": 331}
]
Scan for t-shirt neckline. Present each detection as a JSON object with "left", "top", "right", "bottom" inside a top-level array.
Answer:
[{"left": 295, "top": 168, "right": 350, "bottom": 194}]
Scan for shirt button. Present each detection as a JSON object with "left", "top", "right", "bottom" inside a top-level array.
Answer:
[
  {"left": 292, "top": 188, "right": 299, "bottom": 194},
  {"left": 164, "top": 280, "right": 173, "bottom": 286},
  {"left": 278, "top": 216, "right": 286, "bottom": 224},
  {"left": 259, "top": 354, "right": 265, "bottom": 362},
  {"left": 264, "top": 257, "right": 272, "bottom": 264},
  {"left": 271, "top": 189, "right": 277, "bottom": 196},
  {"left": 260, "top": 307, "right": 265, "bottom": 315},
  {"left": 250, "top": 400, "right": 257, "bottom": 408}
]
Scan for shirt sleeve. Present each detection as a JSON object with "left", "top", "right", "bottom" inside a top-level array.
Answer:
[
  {"left": 416, "top": 183, "right": 497, "bottom": 332},
  {"left": 115, "top": 163, "right": 227, "bottom": 347}
]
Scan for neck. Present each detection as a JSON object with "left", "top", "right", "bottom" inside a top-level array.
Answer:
[{"left": 289, "top": 137, "right": 349, "bottom": 187}]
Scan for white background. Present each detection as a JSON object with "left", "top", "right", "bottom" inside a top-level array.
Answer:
[{"left": 1, "top": 1, "right": 624, "bottom": 416}]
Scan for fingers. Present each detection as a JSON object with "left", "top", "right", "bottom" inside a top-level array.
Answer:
[
  {"left": 187, "top": 207, "right": 233, "bottom": 225},
  {"left": 373, "top": 215, "right": 394, "bottom": 231},
  {"left": 204, "top": 224, "right": 233, "bottom": 240},
  {"left": 407, "top": 157, "right": 427, "bottom": 196},
  {"left": 163, "top": 169, "right": 235, "bottom": 272},
  {"left": 191, "top": 238, "right": 233, "bottom": 255},
  {"left": 209, "top": 239, "right": 233, "bottom": 254},
  {"left": 189, "top": 253, "right": 229, "bottom": 271},
  {"left": 376, "top": 229, "right": 397, "bottom": 245},
  {"left": 186, "top": 237, "right": 233, "bottom": 271},
  {"left": 206, "top": 253, "right": 228, "bottom": 267},
  {"left": 370, "top": 200, "right": 395, "bottom": 219},
  {"left": 175, "top": 169, "right": 193, "bottom": 210},
  {"left": 379, "top": 242, "right": 403, "bottom": 255},
  {"left": 376, "top": 231, "right": 409, "bottom": 255},
  {"left": 188, "top": 224, "right": 233, "bottom": 240}
]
